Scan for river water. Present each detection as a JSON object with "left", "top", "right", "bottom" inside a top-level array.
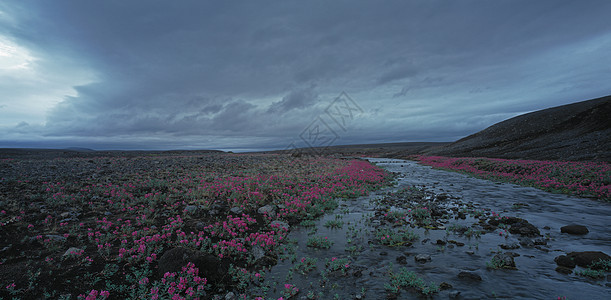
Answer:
[{"left": 254, "top": 158, "right": 610, "bottom": 299}]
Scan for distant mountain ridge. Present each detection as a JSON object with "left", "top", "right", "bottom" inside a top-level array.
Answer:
[{"left": 425, "top": 95, "right": 611, "bottom": 161}]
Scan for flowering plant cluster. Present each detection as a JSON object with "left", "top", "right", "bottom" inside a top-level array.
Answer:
[
  {"left": 0, "top": 154, "right": 391, "bottom": 299},
  {"left": 414, "top": 156, "right": 610, "bottom": 200}
]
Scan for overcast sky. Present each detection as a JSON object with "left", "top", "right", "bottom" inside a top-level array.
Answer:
[{"left": 1, "top": 1, "right": 610, "bottom": 151}]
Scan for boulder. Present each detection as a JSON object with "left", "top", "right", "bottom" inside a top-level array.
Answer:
[
  {"left": 492, "top": 253, "right": 517, "bottom": 269},
  {"left": 457, "top": 271, "right": 482, "bottom": 282},
  {"left": 508, "top": 220, "right": 540, "bottom": 237},
  {"left": 500, "top": 243, "right": 520, "bottom": 250},
  {"left": 415, "top": 254, "right": 432, "bottom": 263},
  {"left": 184, "top": 205, "right": 198, "bottom": 214},
  {"left": 63, "top": 247, "right": 83, "bottom": 257},
  {"left": 257, "top": 205, "right": 277, "bottom": 216},
  {"left": 555, "top": 266, "right": 573, "bottom": 274},
  {"left": 554, "top": 255, "right": 576, "bottom": 268},
  {"left": 560, "top": 224, "right": 589, "bottom": 235},
  {"left": 229, "top": 207, "right": 243, "bottom": 215},
  {"left": 566, "top": 251, "right": 610, "bottom": 268}
]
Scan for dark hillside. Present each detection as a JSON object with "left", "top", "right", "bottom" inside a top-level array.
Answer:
[{"left": 425, "top": 95, "right": 611, "bottom": 161}]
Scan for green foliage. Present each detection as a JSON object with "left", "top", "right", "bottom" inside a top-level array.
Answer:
[
  {"left": 324, "top": 219, "right": 344, "bottom": 229},
  {"left": 385, "top": 266, "right": 439, "bottom": 296},
  {"left": 374, "top": 228, "right": 419, "bottom": 246},
  {"left": 325, "top": 257, "right": 351, "bottom": 276},
  {"left": 306, "top": 236, "right": 333, "bottom": 249},
  {"left": 292, "top": 257, "right": 318, "bottom": 275},
  {"left": 576, "top": 259, "right": 611, "bottom": 278}
]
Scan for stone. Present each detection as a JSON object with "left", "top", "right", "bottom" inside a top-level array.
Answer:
[
  {"left": 415, "top": 254, "right": 432, "bottom": 263},
  {"left": 448, "top": 240, "right": 465, "bottom": 246},
  {"left": 555, "top": 266, "right": 573, "bottom": 274},
  {"left": 257, "top": 205, "right": 276, "bottom": 216},
  {"left": 508, "top": 220, "right": 540, "bottom": 237},
  {"left": 225, "top": 292, "right": 236, "bottom": 300},
  {"left": 396, "top": 255, "right": 407, "bottom": 265},
  {"left": 500, "top": 243, "right": 520, "bottom": 250},
  {"left": 436, "top": 239, "right": 446, "bottom": 245},
  {"left": 251, "top": 245, "right": 265, "bottom": 261},
  {"left": 229, "top": 207, "right": 243, "bottom": 215},
  {"left": 566, "top": 251, "right": 610, "bottom": 268},
  {"left": 449, "top": 291, "right": 461, "bottom": 299},
  {"left": 519, "top": 238, "right": 534, "bottom": 247},
  {"left": 492, "top": 253, "right": 517, "bottom": 269},
  {"left": 196, "top": 222, "right": 207, "bottom": 231},
  {"left": 255, "top": 256, "right": 278, "bottom": 267},
  {"left": 184, "top": 205, "right": 198, "bottom": 214},
  {"left": 554, "top": 255, "right": 576, "bottom": 268},
  {"left": 63, "top": 247, "right": 83, "bottom": 257},
  {"left": 533, "top": 238, "right": 547, "bottom": 245},
  {"left": 560, "top": 224, "right": 589, "bottom": 235},
  {"left": 439, "top": 282, "right": 452, "bottom": 290},
  {"left": 457, "top": 271, "right": 482, "bottom": 281},
  {"left": 46, "top": 235, "right": 67, "bottom": 242}
]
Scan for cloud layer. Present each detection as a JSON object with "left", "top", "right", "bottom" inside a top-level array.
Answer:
[{"left": 1, "top": 0, "right": 611, "bottom": 150}]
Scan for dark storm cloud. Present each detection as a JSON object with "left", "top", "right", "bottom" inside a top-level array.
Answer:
[
  {"left": 268, "top": 85, "right": 319, "bottom": 114},
  {"left": 1, "top": 0, "right": 611, "bottom": 150}
]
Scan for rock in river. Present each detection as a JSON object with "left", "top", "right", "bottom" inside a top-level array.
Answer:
[
  {"left": 508, "top": 220, "right": 540, "bottom": 237},
  {"left": 566, "top": 251, "right": 610, "bottom": 268},
  {"left": 492, "top": 252, "right": 517, "bottom": 269},
  {"left": 554, "top": 255, "right": 576, "bottom": 268},
  {"left": 560, "top": 224, "right": 589, "bottom": 235},
  {"left": 457, "top": 271, "right": 482, "bottom": 282},
  {"left": 415, "top": 254, "right": 432, "bottom": 263}
]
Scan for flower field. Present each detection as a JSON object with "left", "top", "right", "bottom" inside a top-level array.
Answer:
[
  {"left": 412, "top": 156, "right": 610, "bottom": 201},
  {"left": 0, "top": 153, "right": 391, "bottom": 299}
]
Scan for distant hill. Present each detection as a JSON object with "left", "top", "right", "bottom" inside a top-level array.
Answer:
[{"left": 425, "top": 95, "right": 611, "bottom": 161}]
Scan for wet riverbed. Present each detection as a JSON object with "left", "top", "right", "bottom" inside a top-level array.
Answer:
[{"left": 252, "top": 158, "right": 610, "bottom": 299}]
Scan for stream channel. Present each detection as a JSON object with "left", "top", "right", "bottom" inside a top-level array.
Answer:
[{"left": 251, "top": 158, "right": 610, "bottom": 299}]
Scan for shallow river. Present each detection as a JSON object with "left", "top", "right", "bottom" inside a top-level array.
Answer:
[{"left": 256, "top": 158, "right": 610, "bottom": 299}]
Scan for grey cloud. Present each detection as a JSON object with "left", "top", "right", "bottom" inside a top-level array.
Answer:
[
  {"left": 1, "top": 0, "right": 610, "bottom": 150},
  {"left": 268, "top": 86, "right": 319, "bottom": 114}
]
